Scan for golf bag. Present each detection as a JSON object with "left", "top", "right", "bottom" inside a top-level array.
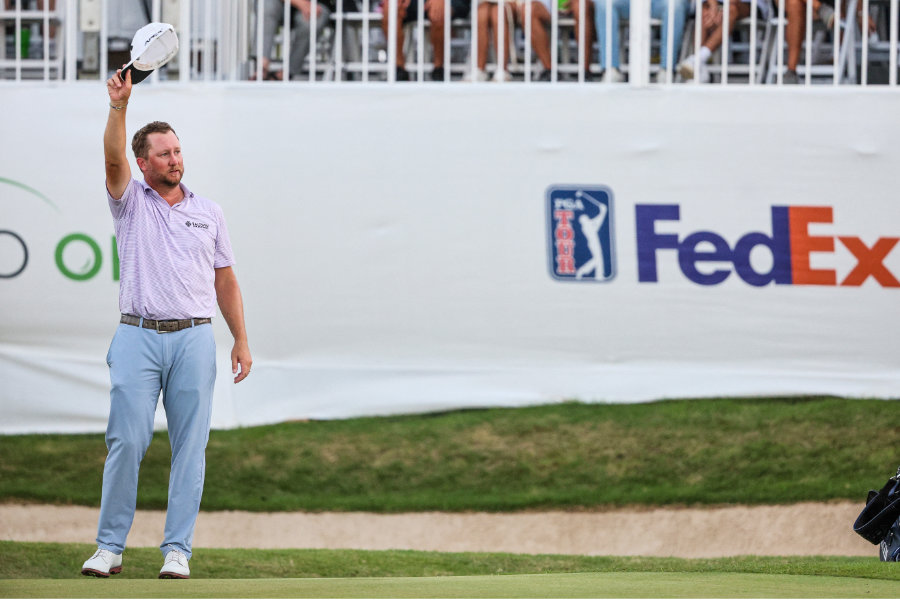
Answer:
[{"left": 853, "top": 466, "right": 900, "bottom": 561}]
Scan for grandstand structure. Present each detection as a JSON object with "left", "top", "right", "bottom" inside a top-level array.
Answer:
[{"left": 1, "top": 0, "right": 898, "bottom": 85}]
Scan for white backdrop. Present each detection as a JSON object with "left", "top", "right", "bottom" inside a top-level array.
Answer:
[{"left": 1, "top": 83, "right": 898, "bottom": 434}]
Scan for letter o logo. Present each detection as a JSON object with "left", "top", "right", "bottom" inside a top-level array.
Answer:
[
  {"left": 0, "top": 230, "right": 28, "bottom": 278},
  {"left": 55, "top": 233, "right": 102, "bottom": 281}
]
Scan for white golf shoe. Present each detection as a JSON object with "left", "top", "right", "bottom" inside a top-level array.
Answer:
[
  {"left": 81, "top": 548, "right": 123, "bottom": 577},
  {"left": 159, "top": 549, "right": 190, "bottom": 579}
]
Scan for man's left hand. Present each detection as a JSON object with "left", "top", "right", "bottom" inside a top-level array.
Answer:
[{"left": 232, "top": 340, "right": 252, "bottom": 383}]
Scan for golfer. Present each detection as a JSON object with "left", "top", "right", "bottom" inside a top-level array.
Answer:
[{"left": 81, "top": 67, "right": 252, "bottom": 579}]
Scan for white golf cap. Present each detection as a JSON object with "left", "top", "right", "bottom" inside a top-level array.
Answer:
[{"left": 120, "top": 22, "right": 179, "bottom": 83}]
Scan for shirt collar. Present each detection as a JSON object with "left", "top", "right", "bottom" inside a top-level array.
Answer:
[{"left": 141, "top": 179, "right": 194, "bottom": 204}]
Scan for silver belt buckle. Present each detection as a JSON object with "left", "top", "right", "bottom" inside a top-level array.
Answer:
[{"left": 156, "top": 320, "right": 173, "bottom": 334}]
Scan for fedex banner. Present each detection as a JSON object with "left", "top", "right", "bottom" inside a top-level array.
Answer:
[{"left": 1, "top": 84, "right": 898, "bottom": 433}]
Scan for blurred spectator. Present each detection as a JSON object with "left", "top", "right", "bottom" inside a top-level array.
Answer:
[
  {"left": 381, "top": 0, "right": 471, "bottom": 81},
  {"left": 678, "top": 0, "right": 768, "bottom": 82},
  {"left": 465, "top": 0, "right": 518, "bottom": 81},
  {"left": 254, "top": 0, "right": 330, "bottom": 80},
  {"left": 595, "top": 0, "right": 689, "bottom": 82},
  {"left": 781, "top": 0, "right": 832, "bottom": 83},
  {"left": 517, "top": 0, "right": 596, "bottom": 81},
  {"left": 777, "top": 0, "right": 874, "bottom": 83},
  {"left": 5, "top": 0, "right": 57, "bottom": 57}
]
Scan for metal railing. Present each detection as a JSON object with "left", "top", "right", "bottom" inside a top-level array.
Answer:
[{"left": 0, "top": 0, "right": 897, "bottom": 85}]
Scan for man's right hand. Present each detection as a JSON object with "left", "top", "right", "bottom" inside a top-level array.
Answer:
[{"left": 107, "top": 67, "right": 132, "bottom": 107}]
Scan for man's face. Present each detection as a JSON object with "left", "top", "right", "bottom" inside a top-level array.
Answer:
[{"left": 138, "top": 131, "right": 184, "bottom": 189}]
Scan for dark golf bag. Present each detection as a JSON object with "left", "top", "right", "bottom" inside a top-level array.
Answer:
[{"left": 853, "top": 466, "right": 900, "bottom": 561}]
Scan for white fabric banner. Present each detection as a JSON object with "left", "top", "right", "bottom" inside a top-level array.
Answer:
[{"left": 1, "top": 84, "right": 898, "bottom": 434}]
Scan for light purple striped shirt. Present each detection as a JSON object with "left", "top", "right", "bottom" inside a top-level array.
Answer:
[{"left": 108, "top": 178, "right": 234, "bottom": 320}]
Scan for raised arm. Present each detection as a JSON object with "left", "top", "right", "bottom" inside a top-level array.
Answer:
[
  {"left": 214, "top": 266, "right": 252, "bottom": 384},
  {"left": 105, "top": 68, "right": 133, "bottom": 200}
]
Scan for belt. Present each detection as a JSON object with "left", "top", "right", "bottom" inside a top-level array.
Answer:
[{"left": 120, "top": 313, "right": 212, "bottom": 333}]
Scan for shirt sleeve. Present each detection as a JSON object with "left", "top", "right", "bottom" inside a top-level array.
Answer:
[
  {"left": 213, "top": 205, "right": 236, "bottom": 269},
  {"left": 107, "top": 178, "right": 136, "bottom": 220}
]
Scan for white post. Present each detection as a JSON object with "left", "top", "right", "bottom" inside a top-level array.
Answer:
[
  {"left": 498, "top": 0, "right": 505, "bottom": 80},
  {"left": 525, "top": 0, "right": 531, "bottom": 81},
  {"left": 283, "top": 0, "right": 291, "bottom": 80},
  {"left": 152, "top": 0, "right": 161, "bottom": 83},
  {"left": 666, "top": 0, "right": 674, "bottom": 82},
  {"left": 890, "top": 0, "right": 897, "bottom": 86},
  {"left": 335, "top": 0, "right": 343, "bottom": 81},
  {"left": 310, "top": 0, "right": 317, "bottom": 80},
  {"left": 388, "top": 0, "right": 396, "bottom": 81},
  {"left": 776, "top": 0, "right": 784, "bottom": 83},
  {"left": 804, "top": 0, "right": 812, "bottom": 84},
  {"left": 65, "top": 0, "right": 77, "bottom": 81},
  {"left": 551, "top": 0, "right": 558, "bottom": 81},
  {"left": 628, "top": 0, "right": 650, "bottom": 85},
  {"left": 256, "top": 0, "right": 264, "bottom": 80},
  {"left": 443, "top": 0, "right": 450, "bottom": 81},
  {"left": 470, "top": 0, "right": 477, "bottom": 80},
  {"left": 607, "top": 0, "right": 614, "bottom": 82},
  {"left": 749, "top": 0, "right": 756, "bottom": 83},
  {"left": 722, "top": 0, "right": 729, "bottom": 84},
  {"left": 15, "top": 0, "right": 21, "bottom": 82},
  {"left": 362, "top": 0, "right": 369, "bottom": 81},
  {"left": 417, "top": 0, "right": 425, "bottom": 80},
  {"left": 833, "top": 0, "right": 840, "bottom": 83},
  {"left": 180, "top": 0, "right": 191, "bottom": 81},
  {"left": 578, "top": 0, "right": 585, "bottom": 82},
  {"left": 861, "top": 0, "right": 869, "bottom": 85},
  {"left": 43, "top": 0, "right": 50, "bottom": 80},
  {"left": 100, "top": 0, "right": 108, "bottom": 80},
  {"left": 204, "top": 0, "right": 212, "bottom": 80}
]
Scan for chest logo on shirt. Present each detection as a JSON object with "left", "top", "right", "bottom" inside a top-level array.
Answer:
[{"left": 185, "top": 220, "right": 209, "bottom": 229}]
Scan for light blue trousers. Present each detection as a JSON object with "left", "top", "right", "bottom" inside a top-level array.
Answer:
[
  {"left": 594, "top": 0, "right": 689, "bottom": 70},
  {"left": 96, "top": 321, "right": 216, "bottom": 560}
]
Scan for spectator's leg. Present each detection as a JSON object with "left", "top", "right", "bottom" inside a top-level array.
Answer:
[
  {"left": 529, "top": 2, "right": 553, "bottom": 69},
  {"left": 702, "top": 0, "right": 749, "bottom": 52},
  {"left": 289, "top": 6, "right": 331, "bottom": 79},
  {"left": 382, "top": 0, "right": 409, "bottom": 68},
  {"left": 652, "top": 0, "right": 688, "bottom": 72},
  {"left": 486, "top": 4, "right": 512, "bottom": 70},
  {"left": 290, "top": 10, "right": 313, "bottom": 78},
  {"left": 37, "top": 0, "right": 58, "bottom": 41},
  {"left": 569, "top": 0, "right": 596, "bottom": 72},
  {"left": 258, "top": 0, "right": 287, "bottom": 77},
  {"left": 783, "top": 0, "right": 805, "bottom": 71},
  {"left": 428, "top": 0, "right": 447, "bottom": 68},
  {"left": 477, "top": 3, "right": 492, "bottom": 70},
  {"left": 594, "top": 0, "right": 625, "bottom": 68}
]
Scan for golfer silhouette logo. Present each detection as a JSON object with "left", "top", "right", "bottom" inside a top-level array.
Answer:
[{"left": 547, "top": 185, "right": 615, "bottom": 282}]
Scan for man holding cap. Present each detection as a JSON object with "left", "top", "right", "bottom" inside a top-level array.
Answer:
[{"left": 81, "top": 66, "right": 252, "bottom": 579}]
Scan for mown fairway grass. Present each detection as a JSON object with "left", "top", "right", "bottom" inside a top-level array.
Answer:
[
  {"left": 5, "top": 572, "right": 900, "bottom": 599},
  {"left": 1, "top": 543, "right": 898, "bottom": 598},
  {"left": 1, "top": 397, "right": 899, "bottom": 512}
]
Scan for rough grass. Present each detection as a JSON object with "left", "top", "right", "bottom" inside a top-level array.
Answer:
[{"left": 1, "top": 397, "right": 898, "bottom": 512}]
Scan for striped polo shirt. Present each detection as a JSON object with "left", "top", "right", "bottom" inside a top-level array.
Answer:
[{"left": 108, "top": 178, "right": 235, "bottom": 320}]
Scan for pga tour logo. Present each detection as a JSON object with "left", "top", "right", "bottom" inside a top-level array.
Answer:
[{"left": 547, "top": 185, "right": 615, "bottom": 282}]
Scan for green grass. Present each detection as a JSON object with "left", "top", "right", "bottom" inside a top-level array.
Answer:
[
  {"left": 1, "top": 397, "right": 899, "bottom": 512},
  {"left": 4, "top": 572, "right": 900, "bottom": 598},
  {"left": 1, "top": 543, "right": 898, "bottom": 597},
  {"left": 4, "top": 542, "right": 900, "bottom": 581}
]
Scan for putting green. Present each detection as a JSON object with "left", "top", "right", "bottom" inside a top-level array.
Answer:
[{"left": 2, "top": 572, "right": 898, "bottom": 598}]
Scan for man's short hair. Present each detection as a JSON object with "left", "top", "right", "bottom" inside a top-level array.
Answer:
[{"left": 132, "top": 121, "right": 178, "bottom": 159}]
